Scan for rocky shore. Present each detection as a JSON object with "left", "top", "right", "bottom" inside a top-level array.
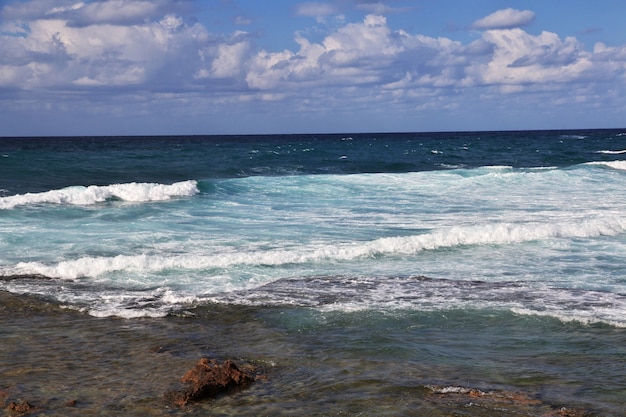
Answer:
[{"left": 0, "top": 291, "right": 598, "bottom": 416}]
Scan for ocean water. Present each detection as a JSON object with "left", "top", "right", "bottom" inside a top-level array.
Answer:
[{"left": 1, "top": 130, "right": 626, "bottom": 415}]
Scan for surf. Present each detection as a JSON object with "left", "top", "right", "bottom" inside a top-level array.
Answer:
[
  {"left": 0, "top": 180, "right": 199, "bottom": 209},
  {"left": 5, "top": 215, "right": 625, "bottom": 280}
]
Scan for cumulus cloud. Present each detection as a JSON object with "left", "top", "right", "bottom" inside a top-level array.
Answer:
[
  {"left": 243, "top": 12, "right": 621, "bottom": 97},
  {"left": 196, "top": 31, "right": 252, "bottom": 80},
  {"left": 472, "top": 8, "right": 536, "bottom": 30},
  {"left": 1, "top": 0, "right": 626, "bottom": 134},
  {"left": 0, "top": 1, "right": 213, "bottom": 91},
  {"left": 244, "top": 14, "right": 467, "bottom": 92},
  {"left": 2, "top": 1, "right": 624, "bottom": 94},
  {"left": 464, "top": 29, "right": 594, "bottom": 88}
]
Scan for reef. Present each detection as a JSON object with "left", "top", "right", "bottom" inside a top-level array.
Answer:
[
  {"left": 6, "top": 400, "right": 35, "bottom": 415},
  {"left": 426, "top": 385, "right": 593, "bottom": 417},
  {"left": 163, "top": 358, "right": 259, "bottom": 407}
]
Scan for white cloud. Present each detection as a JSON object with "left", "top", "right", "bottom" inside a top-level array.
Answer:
[
  {"left": 464, "top": 29, "right": 595, "bottom": 87},
  {"left": 0, "top": 2, "right": 210, "bottom": 90},
  {"left": 66, "top": 0, "right": 162, "bottom": 27},
  {"left": 1, "top": 0, "right": 178, "bottom": 27},
  {"left": 1, "top": 0, "right": 626, "bottom": 134},
  {"left": 245, "top": 14, "right": 469, "bottom": 93},
  {"left": 2, "top": 1, "right": 625, "bottom": 97},
  {"left": 246, "top": 15, "right": 401, "bottom": 89},
  {"left": 472, "top": 8, "right": 536, "bottom": 30},
  {"left": 196, "top": 31, "right": 252, "bottom": 79}
]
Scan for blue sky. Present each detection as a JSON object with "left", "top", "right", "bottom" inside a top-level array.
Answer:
[{"left": 1, "top": 0, "right": 625, "bottom": 136}]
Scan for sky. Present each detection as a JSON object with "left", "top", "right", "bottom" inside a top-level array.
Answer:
[{"left": 1, "top": 0, "right": 626, "bottom": 136}]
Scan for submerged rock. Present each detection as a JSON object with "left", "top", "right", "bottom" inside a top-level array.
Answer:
[
  {"left": 425, "top": 385, "right": 593, "bottom": 417},
  {"left": 164, "top": 358, "right": 258, "bottom": 407},
  {"left": 7, "top": 400, "right": 35, "bottom": 415}
]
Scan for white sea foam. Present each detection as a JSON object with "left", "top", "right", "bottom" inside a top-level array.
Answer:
[
  {"left": 84, "top": 288, "right": 200, "bottom": 318},
  {"left": 207, "top": 274, "right": 626, "bottom": 327},
  {"left": 511, "top": 307, "right": 626, "bottom": 328},
  {"left": 596, "top": 149, "right": 626, "bottom": 154},
  {"left": 427, "top": 386, "right": 484, "bottom": 395},
  {"left": 363, "top": 217, "right": 626, "bottom": 256},
  {"left": 0, "top": 180, "right": 199, "bottom": 209},
  {"left": 6, "top": 269, "right": 626, "bottom": 323},
  {"left": 3, "top": 165, "right": 626, "bottom": 322},
  {"left": 587, "top": 160, "right": 626, "bottom": 171},
  {"left": 86, "top": 306, "right": 170, "bottom": 319},
  {"left": 7, "top": 216, "right": 625, "bottom": 281}
]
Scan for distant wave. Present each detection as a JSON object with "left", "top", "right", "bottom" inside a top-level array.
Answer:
[
  {"left": 560, "top": 134, "right": 587, "bottom": 139},
  {"left": 596, "top": 149, "right": 626, "bottom": 154},
  {"left": 6, "top": 217, "right": 625, "bottom": 281},
  {"left": 0, "top": 180, "right": 199, "bottom": 209},
  {"left": 586, "top": 160, "right": 626, "bottom": 171}
]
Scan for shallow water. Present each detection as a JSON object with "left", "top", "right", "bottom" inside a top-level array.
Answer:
[{"left": 1, "top": 292, "right": 623, "bottom": 416}]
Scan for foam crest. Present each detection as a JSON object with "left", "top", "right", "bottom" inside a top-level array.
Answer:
[
  {"left": 85, "top": 288, "right": 200, "bottom": 319},
  {"left": 367, "top": 218, "right": 626, "bottom": 255},
  {"left": 210, "top": 275, "right": 626, "bottom": 327},
  {"left": 0, "top": 180, "right": 199, "bottom": 209},
  {"left": 7, "top": 217, "right": 626, "bottom": 281},
  {"left": 596, "top": 149, "right": 626, "bottom": 154},
  {"left": 510, "top": 308, "right": 626, "bottom": 328},
  {"left": 586, "top": 160, "right": 626, "bottom": 171}
]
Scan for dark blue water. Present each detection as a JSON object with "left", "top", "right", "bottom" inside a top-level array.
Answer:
[{"left": 2, "top": 129, "right": 625, "bottom": 195}]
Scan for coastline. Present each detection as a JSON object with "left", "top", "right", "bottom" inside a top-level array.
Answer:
[{"left": 0, "top": 290, "right": 600, "bottom": 416}]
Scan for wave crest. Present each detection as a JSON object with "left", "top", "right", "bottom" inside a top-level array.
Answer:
[
  {"left": 596, "top": 149, "right": 626, "bottom": 155},
  {"left": 6, "top": 217, "right": 625, "bottom": 280},
  {"left": 586, "top": 160, "right": 626, "bottom": 171},
  {"left": 0, "top": 180, "right": 199, "bottom": 209}
]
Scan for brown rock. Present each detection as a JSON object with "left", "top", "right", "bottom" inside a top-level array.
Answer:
[
  {"left": 164, "top": 358, "right": 257, "bottom": 407},
  {"left": 426, "top": 385, "right": 593, "bottom": 416},
  {"left": 7, "top": 400, "right": 35, "bottom": 415},
  {"left": 550, "top": 407, "right": 592, "bottom": 417}
]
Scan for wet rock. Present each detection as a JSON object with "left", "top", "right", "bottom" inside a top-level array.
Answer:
[
  {"left": 0, "top": 274, "right": 51, "bottom": 282},
  {"left": 553, "top": 407, "right": 593, "bottom": 417},
  {"left": 425, "top": 385, "right": 592, "bottom": 416},
  {"left": 7, "top": 400, "right": 35, "bottom": 415},
  {"left": 427, "top": 385, "right": 543, "bottom": 406},
  {"left": 150, "top": 345, "right": 168, "bottom": 354},
  {"left": 164, "top": 358, "right": 258, "bottom": 407}
]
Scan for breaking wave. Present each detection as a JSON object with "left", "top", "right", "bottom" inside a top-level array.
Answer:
[
  {"left": 586, "top": 160, "right": 626, "bottom": 171},
  {"left": 5, "top": 217, "right": 625, "bottom": 281},
  {"left": 596, "top": 149, "right": 626, "bottom": 154},
  {"left": 0, "top": 180, "right": 199, "bottom": 209}
]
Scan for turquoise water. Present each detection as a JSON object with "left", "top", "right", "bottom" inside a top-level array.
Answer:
[{"left": 1, "top": 130, "right": 626, "bottom": 414}]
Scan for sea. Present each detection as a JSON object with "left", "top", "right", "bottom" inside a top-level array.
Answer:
[{"left": 1, "top": 129, "right": 626, "bottom": 415}]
